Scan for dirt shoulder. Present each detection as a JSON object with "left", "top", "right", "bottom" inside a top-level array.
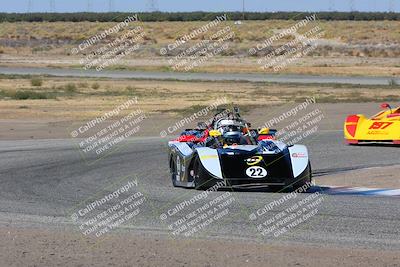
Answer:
[
  {"left": 2, "top": 56, "right": 400, "bottom": 77},
  {"left": 316, "top": 165, "right": 400, "bottom": 189},
  {"left": 0, "top": 102, "right": 395, "bottom": 140},
  {"left": 0, "top": 73, "right": 398, "bottom": 140},
  {"left": 1, "top": 226, "right": 399, "bottom": 267}
]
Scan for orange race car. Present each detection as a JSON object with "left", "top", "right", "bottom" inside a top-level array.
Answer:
[{"left": 344, "top": 103, "right": 400, "bottom": 145}]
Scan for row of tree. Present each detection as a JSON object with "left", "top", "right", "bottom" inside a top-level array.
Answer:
[{"left": 0, "top": 11, "right": 399, "bottom": 22}]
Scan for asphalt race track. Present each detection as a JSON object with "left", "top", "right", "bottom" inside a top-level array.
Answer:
[
  {"left": 1, "top": 130, "right": 400, "bottom": 250},
  {"left": 0, "top": 66, "right": 399, "bottom": 85}
]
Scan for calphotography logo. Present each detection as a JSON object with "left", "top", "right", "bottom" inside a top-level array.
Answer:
[
  {"left": 71, "top": 14, "right": 146, "bottom": 72},
  {"left": 74, "top": 15, "right": 139, "bottom": 53},
  {"left": 249, "top": 182, "right": 325, "bottom": 238},
  {"left": 69, "top": 97, "right": 147, "bottom": 164},
  {"left": 160, "top": 14, "right": 228, "bottom": 54},
  {"left": 250, "top": 14, "right": 325, "bottom": 72},
  {"left": 159, "top": 14, "right": 235, "bottom": 72},
  {"left": 68, "top": 177, "right": 149, "bottom": 240},
  {"left": 159, "top": 97, "right": 228, "bottom": 137},
  {"left": 158, "top": 181, "right": 236, "bottom": 237}
]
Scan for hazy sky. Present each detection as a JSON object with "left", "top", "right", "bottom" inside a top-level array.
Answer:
[{"left": 1, "top": 0, "right": 398, "bottom": 13}]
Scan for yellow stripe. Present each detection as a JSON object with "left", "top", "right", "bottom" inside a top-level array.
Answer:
[{"left": 200, "top": 155, "right": 219, "bottom": 160}]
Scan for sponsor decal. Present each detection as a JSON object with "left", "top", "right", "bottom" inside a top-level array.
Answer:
[
  {"left": 245, "top": 156, "right": 263, "bottom": 166},
  {"left": 367, "top": 131, "right": 389, "bottom": 135},
  {"left": 292, "top": 152, "right": 307, "bottom": 158}
]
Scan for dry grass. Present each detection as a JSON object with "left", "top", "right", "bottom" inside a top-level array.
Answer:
[
  {"left": 0, "top": 20, "right": 400, "bottom": 59},
  {"left": 0, "top": 20, "right": 400, "bottom": 76},
  {"left": 1, "top": 20, "right": 399, "bottom": 45}
]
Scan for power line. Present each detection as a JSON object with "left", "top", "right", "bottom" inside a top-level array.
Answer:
[
  {"left": 108, "top": 0, "right": 115, "bottom": 12},
  {"left": 349, "top": 0, "right": 355, "bottom": 11},
  {"left": 242, "top": 0, "right": 245, "bottom": 20},
  {"left": 389, "top": 0, "right": 395, "bottom": 12},
  {"left": 147, "top": 0, "right": 159, "bottom": 12},
  {"left": 87, "top": 0, "right": 92, "bottom": 12},
  {"left": 50, "top": 0, "right": 55, "bottom": 12},
  {"left": 329, "top": 0, "right": 335, "bottom": 11},
  {"left": 27, "top": 0, "right": 33, "bottom": 13}
]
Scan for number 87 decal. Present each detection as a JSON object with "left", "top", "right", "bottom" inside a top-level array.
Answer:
[{"left": 369, "top": 122, "right": 393, "bottom": 130}]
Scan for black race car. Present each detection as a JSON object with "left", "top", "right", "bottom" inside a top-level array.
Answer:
[{"left": 168, "top": 108, "right": 311, "bottom": 191}]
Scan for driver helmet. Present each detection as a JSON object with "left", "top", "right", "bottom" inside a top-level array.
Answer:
[
  {"left": 223, "top": 131, "right": 245, "bottom": 145},
  {"left": 217, "top": 119, "right": 244, "bottom": 135}
]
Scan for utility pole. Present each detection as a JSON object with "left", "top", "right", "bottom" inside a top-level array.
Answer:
[
  {"left": 329, "top": 0, "right": 335, "bottom": 11},
  {"left": 28, "top": 0, "right": 33, "bottom": 13},
  {"left": 50, "top": 0, "right": 55, "bottom": 12},
  {"left": 389, "top": 0, "right": 395, "bottom": 12},
  {"left": 87, "top": 0, "right": 92, "bottom": 12},
  {"left": 148, "top": 0, "right": 159, "bottom": 12},
  {"left": 108, "top": 0, "right": 115, "bottom": 12},
  {"left": 349, "top": 0, "right": 355, "bottom": 11},
  {"left": 242, "top": 0, "right": 245, "bottom": 21}
]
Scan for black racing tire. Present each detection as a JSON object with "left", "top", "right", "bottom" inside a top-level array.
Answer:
[
  {"left": 291, "top": 161, "right": 312, "bottom": 192},
  {"left": 192, "top": 154, "right": 216, "bottom": 190},
  {"left": 170, "top": 155, "right": 179, "bottom": 187},
  {"left": 192, "top": 154, "right": 204, "bottom": 190}
]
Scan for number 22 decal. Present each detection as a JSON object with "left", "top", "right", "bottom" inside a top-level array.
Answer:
[
  {"left": 369, "top": 122, "right": 393, "bottom": 130},
  {"left": 246, "top": 166, "right": 267, "bottom": 178}
]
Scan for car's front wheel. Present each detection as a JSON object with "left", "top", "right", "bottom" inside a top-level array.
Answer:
[
  {"left": 192, "top": 154, "right": 216, "bottom": 190},
  {"left": 170, "top": 155, "right": 180, "bottom": 187}
]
